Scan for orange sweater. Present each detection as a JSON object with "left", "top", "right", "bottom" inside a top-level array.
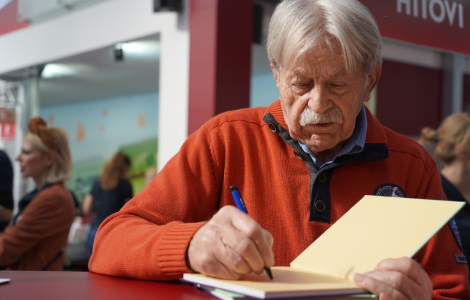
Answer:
[
  {"left": 90, "top": 101, "right": 470, "bottom": 299},
  {"left": 0, "top": 183, "right": 75, "bottom": 270}
]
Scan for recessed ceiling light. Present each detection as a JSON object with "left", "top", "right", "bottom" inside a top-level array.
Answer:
[
  {"left": 41, "top": 64, "right": 91, "bottom": 79},
  {"left": 122, "top": 41, "right": 160, "bottom": 56}
]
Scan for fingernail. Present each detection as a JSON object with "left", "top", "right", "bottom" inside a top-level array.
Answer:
[
  {"left": 379, "top": 292, "right": 391, "bottom": 300},
  {"left": 353, "top": 273, "right": 365, "bottom": 285}
]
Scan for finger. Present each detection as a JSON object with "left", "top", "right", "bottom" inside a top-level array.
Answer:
[
  {"left": 217, "top": 232, "right": 255, "bottom": 275},
  {"left": 362, "top": 270, "right": 426, "bottom": 300},
  {"left": 354, "top": 273, "right": 409, "bottom": 300},
  {"left": 230, "top": 211, "right": 274, "bottom": 268},
  {"left": 263, "top": 229, "right": 274, "bottom": 247},
  {"left": 221, "top": 224, "right": 265, "bottom": 274},
  {"left": 261, "top": 229, "right": 275, "bottom": 266},
  {"left": 376, "top": 257, "right": 433, "bottom": 293}
]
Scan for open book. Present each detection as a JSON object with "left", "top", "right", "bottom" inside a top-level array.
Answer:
[{"left": 182, "top": 196, "right": 464, "bottom": 299}]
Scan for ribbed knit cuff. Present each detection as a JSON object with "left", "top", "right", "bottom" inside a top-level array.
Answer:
[{"left": 157, "top": 221, "right": 206, "bottom": 278}]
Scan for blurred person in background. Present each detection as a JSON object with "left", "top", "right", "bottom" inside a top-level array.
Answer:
[
  {"left": 0, "top": 117, "right": 75, "bottom": 270},
  {"left": 0, "top": 149, "right": 13, "bottom": 231},
  {"left": 83, "top": 152, "right": 132, "bottom": 254},
  {"left": 420, "top": 112, "right": 470, "bottom": 272},
  {"left": 144, "top": 165, "right": 156, "bottom": 187}
]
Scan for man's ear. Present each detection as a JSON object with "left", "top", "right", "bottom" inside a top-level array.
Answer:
[
  {"left": 271, "top": 64, "right": 279, "bottom": 88},
  {"left": 364, "top": 64, "right": 382, "bottom": 102}
]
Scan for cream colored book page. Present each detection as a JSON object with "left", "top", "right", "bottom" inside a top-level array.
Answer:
[
  {"left": 184, "top": 266, "right": 361, "bottom": 293},
  {"left": 291, "top": 196, "right": 464, "bottom": 280}
]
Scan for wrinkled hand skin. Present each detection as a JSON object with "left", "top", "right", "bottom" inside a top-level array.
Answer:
[
  {"left": 187, "top": 206, "right": 274, "bottom": 279},
  {"left": 353, "top": 257, "right": 433, "bottom": 300}
]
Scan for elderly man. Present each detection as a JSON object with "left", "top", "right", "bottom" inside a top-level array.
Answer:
[{"left": 89, "top": 0, "right": 470, "bottom": 299}]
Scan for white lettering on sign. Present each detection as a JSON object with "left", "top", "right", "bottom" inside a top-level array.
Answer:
[
  {"left": 397, "top": 0, "right": 464, "bottom": 28},
  {"left": 444, "top": 1, "right": 457, "bottom": 25},
  {"left": 430, "top": 0, "right": 445, "bottom": 23}
]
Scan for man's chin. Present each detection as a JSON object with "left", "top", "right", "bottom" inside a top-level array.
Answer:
[
  {"left": 303, "top": 142, "right": 334, "bottom": 153},
  {"left": 297, "top": 136, "right": 335, "bottom": 150}
]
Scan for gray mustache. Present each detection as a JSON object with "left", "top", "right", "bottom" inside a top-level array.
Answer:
[{"left": 299, "top": 105, "right": 343, "bottom": 126}]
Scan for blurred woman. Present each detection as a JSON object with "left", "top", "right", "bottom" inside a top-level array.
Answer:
[
  {"left": 420, "top": 112, "right": 470, "bottom": 265},
  {"left": 83, "top": 152, "right": 132, "bottom": 254},
  {"left": 0, "top": 117, "right": 75, "bottom": 270}
]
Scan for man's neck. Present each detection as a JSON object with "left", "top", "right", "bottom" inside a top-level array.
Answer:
[{"left": 311, "top": 139, "right": 348, "bottom": 164}]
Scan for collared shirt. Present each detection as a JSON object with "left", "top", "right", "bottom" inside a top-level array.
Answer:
[{"left": 298, "top": 106, "right": 367, "bottom": 169}]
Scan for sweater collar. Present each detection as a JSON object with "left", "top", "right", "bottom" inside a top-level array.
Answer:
[{"left": 264, "top": 100, "right": 388, "bottom": 145}]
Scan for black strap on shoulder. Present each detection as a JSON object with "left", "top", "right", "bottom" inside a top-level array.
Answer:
[{"left": 42, "top": 248, "right": 66, "bottom": 271}]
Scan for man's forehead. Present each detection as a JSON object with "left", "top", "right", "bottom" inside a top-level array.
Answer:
[
  {"left": 286, "top": 65, "right": 349, "bottom": 80},
  {"left": 285, "top": 49, "right": 348, "bottom": 76}
]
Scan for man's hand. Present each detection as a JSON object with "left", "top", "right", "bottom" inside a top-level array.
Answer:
[
  {"left": 187, "top": 205, "right": 274, "bottom": 279},
  {"left": 353, "top": 257, "right": 433, "bottom": 300}
]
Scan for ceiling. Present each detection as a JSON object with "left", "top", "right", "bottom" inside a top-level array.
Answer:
[
  {"left": 40, "top": 33, "right": 160, "bottom": 106},
  {"left": 0, "top": 27, "right": 276, "bottom": 108},
  {"left": 1, "top": 33, "right": 160, "bottom": 107},
  {"left": 0, "top": 0, "right": 280, "bottom": 108}
]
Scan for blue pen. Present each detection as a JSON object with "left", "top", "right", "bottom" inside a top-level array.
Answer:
[{"left": 229, "top": 185, "right": 273, "bottom": 280}]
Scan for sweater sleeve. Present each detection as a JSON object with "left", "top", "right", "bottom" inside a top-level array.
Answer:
[
  {"left": 89, "top": 125, "right": 222, "bottom": 281},
  {"left": 414, "top": 170, "right": 470, "bottom": 299},
  {"left": 0, "top": 185, "right": 74, "bottom": 266}
]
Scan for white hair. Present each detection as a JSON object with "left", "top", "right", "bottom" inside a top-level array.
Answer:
[{"left": 267, "top": 0, "right": 382, "bottom": 76}]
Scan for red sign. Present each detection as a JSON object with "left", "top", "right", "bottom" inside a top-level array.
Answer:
[
  {"left": 0, "top": 107, "right": 15, "bottom": 141},
  {"left": 360, "top": 0, "right": 470, "bottom": 55},
  {"left": 0, "top": 0, "right": 28, "bottom": 37}
]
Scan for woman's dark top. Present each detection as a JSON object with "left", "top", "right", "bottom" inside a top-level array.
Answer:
[
  {"left": 0, "top": 150, "right": 13, "bottom": 231},
  {"left": 91, "top": 179, "right": 133, "bottom": 228},
  {"left": 441, "top": 174, "right": 470, "bottom": 261}
]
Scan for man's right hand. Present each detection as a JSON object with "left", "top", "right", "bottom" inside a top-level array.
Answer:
[{"left": 187, "top": 205, "right": 274, "bottom": 280}]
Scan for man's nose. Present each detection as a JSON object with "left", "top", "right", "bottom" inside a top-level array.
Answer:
[{"left": 307, "top": 84, "right": 333, "bottom": 114}]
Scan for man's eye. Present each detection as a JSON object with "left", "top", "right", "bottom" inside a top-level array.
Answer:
[{"left": 331, "top": 83, "right": 345, "bottom": 88}]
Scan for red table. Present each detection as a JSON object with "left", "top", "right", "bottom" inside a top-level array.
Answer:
[{"left": 0, "top": 271, "right": 215, "bottom": 300}]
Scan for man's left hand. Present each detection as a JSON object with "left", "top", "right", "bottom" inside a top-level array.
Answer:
[{"left": 353, "top": 257, "right": 432, "bottom": 300}]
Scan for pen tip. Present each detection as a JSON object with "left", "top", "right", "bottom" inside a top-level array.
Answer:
[{"left": 265, "top": 267, "right": 273, "bottom": 280}]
